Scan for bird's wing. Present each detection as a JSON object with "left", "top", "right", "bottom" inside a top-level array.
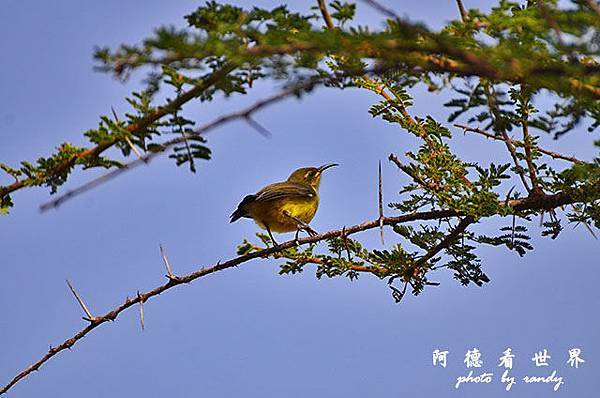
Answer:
[{"left": 255, "top": 182, "right": 316, "bottom": 202}]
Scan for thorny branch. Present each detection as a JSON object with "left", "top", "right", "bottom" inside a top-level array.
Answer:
[
  {"left": 0, "top": 65, "right": 235, "bottom": 200},
  {"left": 37, "top": 1, "right": 451, "bottom": 210},
  {"left": 3, "top": 186, "right": 600, "bottom": 395},
  {"left": 3, "top": 3, "right": 600, "bottom": 212},
  {"left": 2, "top": 1, "right": 599, "bottom": 395},
  {"left": 40, "top": 58, "right": 408, "bottom": 211},
  {"left": 38, "top": 76, "right": 329, "bottom": 211},
  {"left": 65, "top": 280, "right": 95, "bottom": 322}
]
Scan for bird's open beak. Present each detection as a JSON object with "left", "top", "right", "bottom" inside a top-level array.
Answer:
[{"left": 318, "top": 163, "right": 339, "bottom": 173}]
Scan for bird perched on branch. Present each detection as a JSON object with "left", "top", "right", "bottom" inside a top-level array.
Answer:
[{"left": 230, "top": 163, "right": 338, "bottom": 244}]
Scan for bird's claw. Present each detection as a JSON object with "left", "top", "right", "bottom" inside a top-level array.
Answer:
[{"left": 304, "top": 226, "right": 318, "bottom": 237}]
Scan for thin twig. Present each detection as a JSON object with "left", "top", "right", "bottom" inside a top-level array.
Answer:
[
  {"left": 520, "top": 108, "right": 541, "bottom": 194},
  {"left": 585, "top": 0, "right": 600, "bottom": 18},
  {"left": 537, "top": 2, "right": 565, "bottom": 46},
  {"left": 317, "top": 0, "right": 335, "bottom": 29},
  {"left": 454, "top": 124, "right": 585, "bottom": 164},
  {"left": 455, "top": 0, "right": 468, "bottom": 22},
  {"left": 318, "top": 0, "right": 427, "bottom": 141},
  {"left": 415, "top": 216, "right": 475, "bottom": 267},
  {"left": 340, "top": 226, "right": 352, "bottom": 261},
  {"left": 378, "top": 160, "right": 385, "bottom": 245},
  {"left": 511, "top": 213, "right": 516, "bottom": 246},
  {"left": 175, "top": 113, "right": 197, "bottom": 173},
  {"left": 503, "top": 132, "right": 531, "bottom": 192},
  {"left": 360, "top": 0, "right": 401, "bottom": 20},
  {"left": 65, "top": 280, "right": 95, "bottom": 322},
  {"left": 388, "top": 153, "right": 440, "bottom": 192},
  {"left": 485, "top": 87, "right": 532, "bottom": 193},
  {"left": 297, "top": 255, "right": 389, "bottom": 277}
]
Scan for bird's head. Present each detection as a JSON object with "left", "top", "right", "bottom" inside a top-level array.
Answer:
[{"left": 287, "top": 163, "right": 338, "bottom": 190}]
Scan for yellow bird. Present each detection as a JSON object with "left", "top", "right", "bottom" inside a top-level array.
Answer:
[{"left": 230, "top": 163, "right": 338, "bottom": 244}]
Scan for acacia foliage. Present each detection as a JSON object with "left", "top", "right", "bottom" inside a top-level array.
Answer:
[{"left": 1, "top": 0, "right": 599, "bottom": 300}]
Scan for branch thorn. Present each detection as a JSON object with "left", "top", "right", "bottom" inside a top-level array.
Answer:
[
  {"left": 66, "top": 279, "right": 96, "bottom": 323},
  {"left": 378, "top": 160, "right": 385, "bottom": 245},
  {"left": 244, "top": 115, "right": 272, "bottom": 138},
  {"left": 112, "top": 106, "right": 144, "bottom": 161},
  {"left": 160, "top": 244, "right": 176, "bottom": 280},
  {"left": 137, "top": 291, "right": 145, "bottom": 331}
]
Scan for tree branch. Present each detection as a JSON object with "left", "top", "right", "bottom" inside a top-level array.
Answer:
[
  {"left": 1, "top": 65, "right": 235, "bottom": 201},
  {"left": 521, "top": 108, "right": 541, "bottom": 194},
  {"left": 317, "top": 0, "right": 335, "bottom": 29},
  {"left": 485, "top": 87, "right": 532, "bottom": 193},
  {"left": 378, "top": 160, "right": 385, "bottom": 244},
  {"left": 297, "top": 256, "right": 389, "bottom": 276},
  {"left": 585, "top": 0, "right": 600, "bottom": 18},
  {"left": 65, "top": 280, "right": 96, "bottom": 322},
  {"left": 39, "top": 76, "right": 327, "bottom": 211},
  {"left": 318, "top": 0, "right": 448, "bottom": 142},
  {"left": 3, "top": 186, "right": 600, "bottom": 395},
  {"left": 38, "top": 62, "right": 401, "bottom": 211},
  {"left": 360, "top": 0, "right": 401, "bottom": 20},
  {"left": 455, "top": 0, "right": 468, "bottom": 22},
  {"left": 454, "top": 124, "right": 585, "bottom": 165},
  {"left": 388, "top": 153, "right": 442, "bottom": 192},
  {"left": 415, "top": 215, "right": 475, "bottom": 267},
  {"left": 4, "top": 24, "right": 600, "bottom": 210}
]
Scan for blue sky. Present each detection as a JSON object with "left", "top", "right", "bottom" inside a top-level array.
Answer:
[{"left": 1, "top": 1, "right": 599, "bottom": 397}]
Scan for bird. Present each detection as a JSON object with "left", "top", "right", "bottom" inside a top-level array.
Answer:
[{"left": 230, "top": 163, "right": 338, "bottom": 245}]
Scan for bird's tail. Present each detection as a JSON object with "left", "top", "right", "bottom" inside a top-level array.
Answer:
[{"left": 230, "top": 194, "right": 256, "bottom": 223}]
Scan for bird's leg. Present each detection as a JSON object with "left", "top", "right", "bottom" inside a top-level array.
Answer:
[
  {"left": 283, "top": 211, "right": 318, "bottom": 240},
  {"left": 265, "top": 225, "right": 279, "bottom": 247},
  {"left": 293, "top": 229, "right": 301, "bottom": 246}
]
